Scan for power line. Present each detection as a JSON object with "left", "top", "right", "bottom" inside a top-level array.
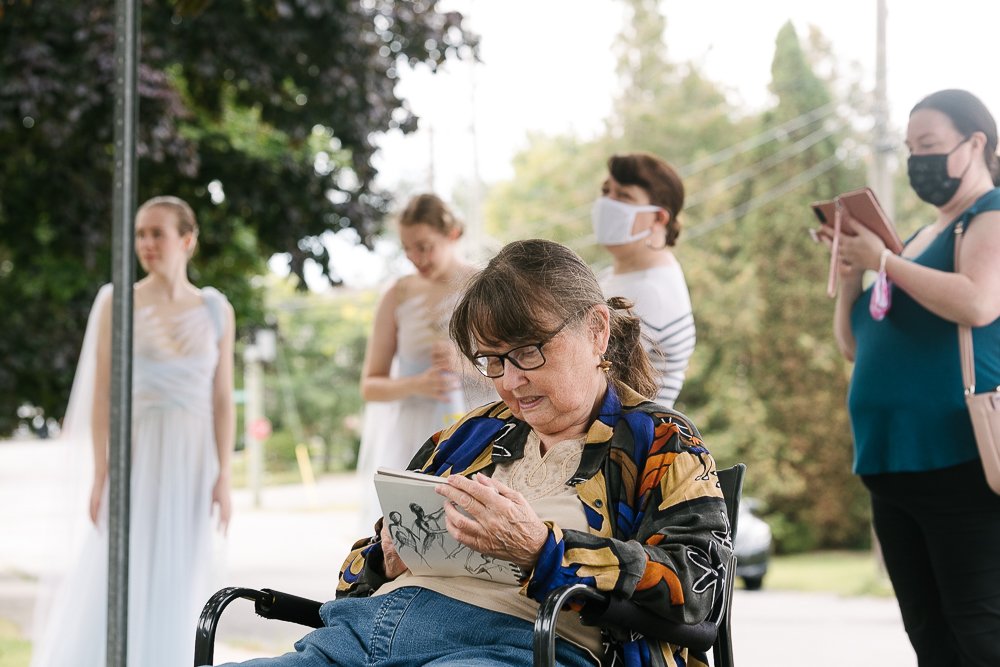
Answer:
[
  {"left": 539, "top": 118, "right": 848, "bottom": 245},
  {"left": 503, "top": 102, "right": 843, "bottom": 236},
  {"left": 685, "top": 118, "right": 847, "bottom": 209},
  {"left": 677, "top": 101, "right": 838, "bottom": 178},
  {"left": 685, "top": 153, "right": 844, "bottom": 240}
]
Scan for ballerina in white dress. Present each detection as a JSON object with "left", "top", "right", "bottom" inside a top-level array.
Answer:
[
  {"left": 31, "top": 196, "right": 236, "bottom": 667},
  {"left": 356, "top": 194, "right": 496, "bottom": 530}
]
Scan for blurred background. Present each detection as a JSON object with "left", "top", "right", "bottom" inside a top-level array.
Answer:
[{"left": 1, "top": 1, "right": 988, "bottom": 662}]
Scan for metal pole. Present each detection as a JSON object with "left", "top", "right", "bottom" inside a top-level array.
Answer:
[{"left": 109, "top": 0, "right": 139, "bottom": 664}]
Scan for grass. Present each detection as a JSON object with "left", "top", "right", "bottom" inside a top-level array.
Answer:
[
  {"left": 0, "top": 619, "right": 30, "bottom": 667},
  {"left": 757, "top": 549, "right": 895, "bottom": 597}
]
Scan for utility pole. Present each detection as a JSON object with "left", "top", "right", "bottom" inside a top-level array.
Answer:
[{"left": 870, "top": 0, "right": 895, "bottom": 220}]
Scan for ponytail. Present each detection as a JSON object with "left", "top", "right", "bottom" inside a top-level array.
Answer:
[{"left": 603, "top": 296, "right": 657, "bottom": 399}]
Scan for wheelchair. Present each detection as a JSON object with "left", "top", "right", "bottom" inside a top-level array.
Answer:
[{"left": 194, "top": 463, "right": 745, "bottom": 667}]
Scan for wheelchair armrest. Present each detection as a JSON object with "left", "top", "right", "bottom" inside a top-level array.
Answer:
[
  {"left": 256, "top": 588, "right": 325, "bottom": 628},
  {"left": 533, "top": 584, "right": 608, "bottom": 667},
  {"left": 193, "top": 587, "right": 324, "bottom": 666},
  {"left": 533, "top": 579, "right": 724, "bottom": 667}
]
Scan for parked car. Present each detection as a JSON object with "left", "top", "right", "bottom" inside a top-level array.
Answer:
[{"left": 734, "top": 497, "right": 772, "bottom": 590}]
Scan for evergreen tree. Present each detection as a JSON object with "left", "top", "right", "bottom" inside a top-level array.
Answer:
[{"left": 734, "top": 22, "right": 869, "bottom": 549}]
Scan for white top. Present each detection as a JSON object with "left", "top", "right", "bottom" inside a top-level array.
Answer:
[{"left": 600, "top": 263, "right": 696, "bottom": 407}]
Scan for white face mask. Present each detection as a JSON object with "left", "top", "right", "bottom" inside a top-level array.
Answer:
[{"left": 591, "top": 197, "right": 661, "bottom": 246}]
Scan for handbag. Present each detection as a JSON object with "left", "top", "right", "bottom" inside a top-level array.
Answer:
[{"left": 954, "top": 220, "right": 1000, "bottom": 494}]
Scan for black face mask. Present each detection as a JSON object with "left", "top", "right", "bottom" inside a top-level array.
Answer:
[{"left": 907, "top": 137, "right": 971, "bottom": 207}]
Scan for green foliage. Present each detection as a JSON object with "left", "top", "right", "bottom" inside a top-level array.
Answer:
[
  {"left": 721, "top": 22, "right": 869, "bottom": 551},
  {"left": 0, "top": 0, "right": 475, "bottom": 434},
  {"left": 261, "top": 279, "right": 376, "bottom": 473},
  {"left": 482, "top": 13, "right": 878, "bottom": 551},
  {"left": 0, "top": 618, "right": 29, "bottom": 667},
  {"left": 483, "top": 134, "right": 613, "bottom": 260}
]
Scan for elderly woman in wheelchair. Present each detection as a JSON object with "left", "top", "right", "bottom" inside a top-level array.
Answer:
[{"left": 208, "top": 239, "right": 732, "bottom": 667}]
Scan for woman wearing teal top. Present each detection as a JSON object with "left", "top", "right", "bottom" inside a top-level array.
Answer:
[{"left": 835, "top": 89, "right": 1000, "bottom": 667}]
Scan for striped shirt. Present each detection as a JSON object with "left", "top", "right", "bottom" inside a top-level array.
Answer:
[{"left": 600, "top": 263, "right": 696, "bottom": 406}]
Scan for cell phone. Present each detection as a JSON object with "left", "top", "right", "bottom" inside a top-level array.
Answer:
[
  {"left": 810, "top": 200, "right": 837, "bottom": 226},
  {"left": 809, "top": 200, "right": 838, "bottom": 241}
]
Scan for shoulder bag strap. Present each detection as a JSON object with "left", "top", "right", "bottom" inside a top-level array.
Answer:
[{"left": 954, "top": 222, "right": 977, "bottom": 395}]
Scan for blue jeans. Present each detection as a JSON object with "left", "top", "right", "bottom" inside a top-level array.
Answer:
[{"left": 213, "top": 587, "right": 597, "bottom": 666}]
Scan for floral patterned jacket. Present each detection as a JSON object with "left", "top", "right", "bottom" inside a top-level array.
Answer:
[{"left": 337, "top": 384, "right": 732, "bottom": 667}]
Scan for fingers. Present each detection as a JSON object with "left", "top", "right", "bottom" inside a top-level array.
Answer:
[
  {"left": 379, "top": 523, "right": 407, "bottom": 579},
  {"left": 438, "top": 473, "right": 506, "bottom": 515},
  {"left": 89, "top": 488, "right": 102, "bottom": 525},
  {"left": 422, "top": 368, "right": 460, "bottom": 401}
]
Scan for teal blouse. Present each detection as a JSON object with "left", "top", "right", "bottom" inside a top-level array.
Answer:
[{"left": 848, "top": 188, "right": 1000, "bottom": 475}]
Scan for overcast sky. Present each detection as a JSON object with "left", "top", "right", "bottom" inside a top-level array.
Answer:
[
  {"left": 373, "top": 0, "right": 1000, "bottom": 195},
  {"left": 311, "top": 0, "right": 999, "bottom": 288}
]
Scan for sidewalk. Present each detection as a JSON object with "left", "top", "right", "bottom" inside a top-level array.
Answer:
[{"left": 0, "top": 438, "right": 364, "bottom": 663}]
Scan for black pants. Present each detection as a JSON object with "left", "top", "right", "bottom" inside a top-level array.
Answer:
[{"left": 863, "top": 460, "right": 1000, "bottom": 667}]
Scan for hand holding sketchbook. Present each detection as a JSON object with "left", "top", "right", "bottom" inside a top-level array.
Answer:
[
  {"left": 810, "top": 187, "right": 903, "bottom": 297},
  {"left": 373, "top": 467, "right": 522, "bottom": 585}
]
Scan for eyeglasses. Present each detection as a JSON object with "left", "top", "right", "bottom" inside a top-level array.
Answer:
[{"left": 471, "top": 314, "right": 577, "bottom": 378}]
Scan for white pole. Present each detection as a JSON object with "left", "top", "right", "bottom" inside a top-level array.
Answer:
[{"left": 244, "top": 344, "right": 263, "bottom": 508}]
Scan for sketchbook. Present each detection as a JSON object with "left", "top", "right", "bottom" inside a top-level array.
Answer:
[{"left": 373, "top": 467, "right": 522, "bottom": 584}]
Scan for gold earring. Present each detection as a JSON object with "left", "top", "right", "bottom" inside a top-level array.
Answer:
[{"left": 598, "top": 358, "right": 612, "bottom": 373}]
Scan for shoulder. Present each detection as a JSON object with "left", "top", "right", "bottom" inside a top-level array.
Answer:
[
  {"left": 381, "top": 274, "right": 419, "bottom": 308},
  {"left": 966, "top": 188, "right": 1000, "bottom": 224},
  {"left": 619, "top": 396, "right": 704, "bottom": 452},
  {"left": 200, "top": 286, "right": 234, "bottom": 314},
  {"left": 94, "top": 283, "right": 114, "bottom": 308},
  {"left": 200, "top": 287, "right": 234, "bottom": 337},
  {"left": 609, "top": 269, "right": 692, "bottom": 324},
  {"left": 969, "top": 208, "right": 1000, "bottom": 229}
]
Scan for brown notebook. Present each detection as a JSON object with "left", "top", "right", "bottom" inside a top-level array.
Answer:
[{"left": 810, "top": 187, "right": 903, "bottom": 297}]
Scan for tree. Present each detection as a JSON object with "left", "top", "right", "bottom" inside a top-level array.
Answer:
[
  {"left": 481, "top": 9, "right": 879, "bottom": 551},
  {"left": 262, "top": 278, "right": 376, "bottom": 474},
  {"left": 0, "top": 0, "right": 476, "bottom": 434},
  {"left": 731, "top": 21, "right": 869, "bottom": 550}
]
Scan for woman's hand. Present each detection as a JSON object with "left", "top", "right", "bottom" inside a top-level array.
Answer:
[
  {"left": 412, "top": 366, "right": 461, "bottom": 402},
  {"left": 380, "top": 521, "right": 409, "bottom": 580},
  {"left": 430, "top": 339, "right": 460, "bottom": 373},
  {"left": 88, "top": 472, "right": 106, "bottom": 525},
  {"left": 212, "top": 473, "right": 233, "bottom": 535},
  {"left": 436, "top": 473, "right": 549, "bottom": 568},
  {"left": 837, "top": 215, "right": 886, "bottom": 273}
]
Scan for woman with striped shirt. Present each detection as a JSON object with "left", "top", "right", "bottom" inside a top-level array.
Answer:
[{"left": 593, "top": 152, "right": 696, "bottom": 407}]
